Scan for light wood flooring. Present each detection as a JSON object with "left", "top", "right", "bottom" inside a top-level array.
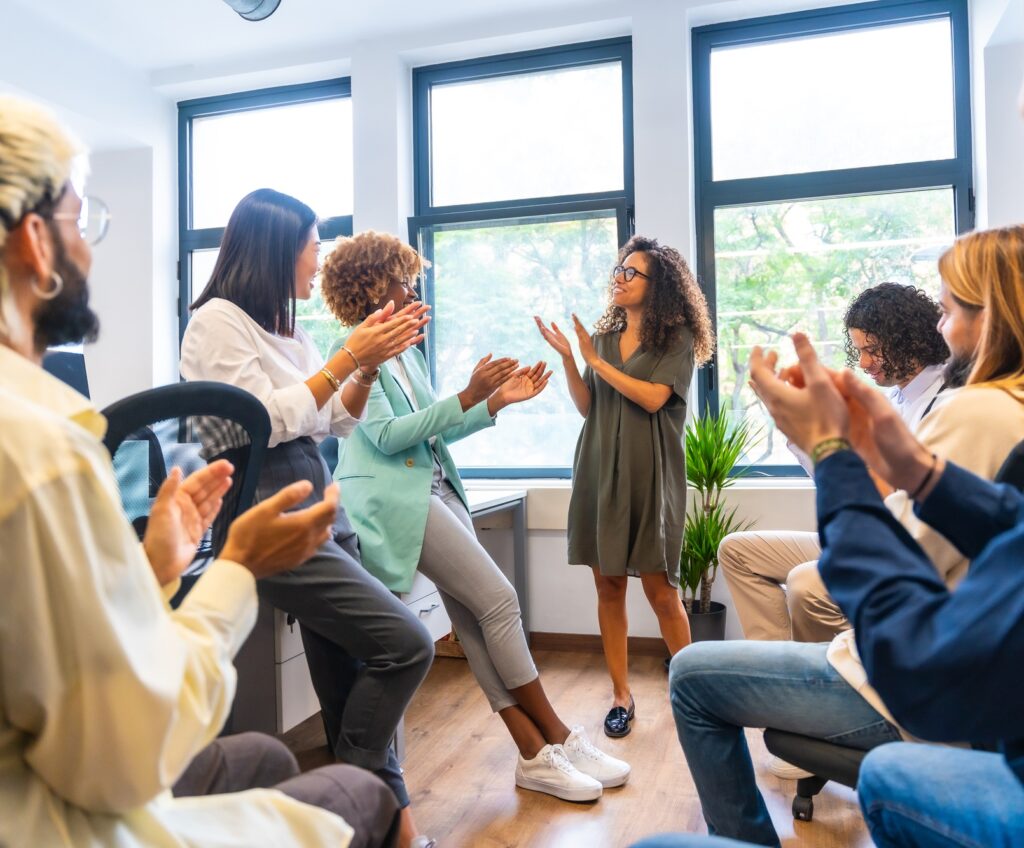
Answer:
[{"left": 281, "top": 650, "right": 873, "bottom": 848}]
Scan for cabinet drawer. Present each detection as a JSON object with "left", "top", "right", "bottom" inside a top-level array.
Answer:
[
  {"left": 400, "top": 570, "right": 439, "bottom": 605},
  {"left": 275, "top": 609, "right": 304, "bottom": 663},
  {"left": 277, "top": 653, "right": 319, "bottom": 733},
  {"left": 410, "top": 591, "right": 451, "bottom": 642}
]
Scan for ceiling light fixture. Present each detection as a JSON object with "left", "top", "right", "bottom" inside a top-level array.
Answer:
[{"left": 221, "top": 0, "right": 282, "bottom": 21}]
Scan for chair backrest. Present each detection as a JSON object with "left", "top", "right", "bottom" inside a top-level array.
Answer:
[
  {"left": 995, "top": 438, "right": 1024, "bottom": 491},
  {"left": 42, "top": 350, "right": 90, "bottom": 398},
  {"left": 101, "top": 382, "right": 271, "bottom": 593}
]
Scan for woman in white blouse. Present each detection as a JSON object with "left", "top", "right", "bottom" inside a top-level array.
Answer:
[{"left": 181, "top": 189, "right": 436, "bottom": 848}]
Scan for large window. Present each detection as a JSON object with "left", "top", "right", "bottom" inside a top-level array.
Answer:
[
  {"left": 411, "top": 39, "right": 634, "bottom": 477},
  {"left": 693, "top": 0, "right": 972, "bottom": 473},
  {"left": 178, "top": 78, "right": 353, "bottom": 355}
]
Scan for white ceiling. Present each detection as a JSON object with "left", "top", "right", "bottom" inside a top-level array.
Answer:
[{"left": 8, "top": 0, "right": 607, "bottom": 74}]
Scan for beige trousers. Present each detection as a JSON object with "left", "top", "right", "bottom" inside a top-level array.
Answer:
[{"left": 718, "top": 530, "right": 851, "bottom": 642}]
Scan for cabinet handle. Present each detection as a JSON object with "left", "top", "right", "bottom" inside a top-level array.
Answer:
[{"left": 418, "top": 603, "right": 440, "bottom": 616}]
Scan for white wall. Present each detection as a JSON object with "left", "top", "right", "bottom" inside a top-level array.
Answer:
[{"left": 982, "top": 40, "right": 1024, "bottom": 228}]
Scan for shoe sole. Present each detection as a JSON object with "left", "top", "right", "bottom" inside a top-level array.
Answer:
[
  {"left": 603, "top": 724, "right": 632, "bottom": 738},
  {"left": 596, "top": 771, "right": 630, "bottom": 788},
  {"left": 515, "top": 774, "right": 602, "bottom": 802}
]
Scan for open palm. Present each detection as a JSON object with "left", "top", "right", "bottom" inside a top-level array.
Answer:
[{"left": 496, "top": 361, "right": 552, "bottom": 406}]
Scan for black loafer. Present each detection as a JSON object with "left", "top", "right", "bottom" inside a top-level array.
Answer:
[{"left": 603, "top": 696, "right": 636, "bottom": 738}]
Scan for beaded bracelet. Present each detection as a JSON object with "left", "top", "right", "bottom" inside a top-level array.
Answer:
[
  {"left": 810, "top": 436, "right": 852, "bottom": 466},
  {"left": 352, "top": 368, "right": 379, "bottom": 388},
  {"left": 320, "top": 367, "right": 341, "bottom": 392}
]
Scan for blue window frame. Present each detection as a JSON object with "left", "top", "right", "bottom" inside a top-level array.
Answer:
[
  {"left": 411, "top": 38, "right": 634, "bottom": 478},
  {"left": 693, "top": 0, "right": 973, "bottom": 476},
  {"left": 177, "top": 77, "right": 353, "bottom": 351}
]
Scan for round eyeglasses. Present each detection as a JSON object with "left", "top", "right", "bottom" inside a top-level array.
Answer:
[
  {"left": 612, "top": 265, "right": 651, "bottom": 283},
  {"left": 52, "top": 195, "right": 111, "bottom": 246}
]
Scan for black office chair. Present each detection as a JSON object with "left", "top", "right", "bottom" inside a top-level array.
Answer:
[
  {"left": 102, "top": 381, "right": 271, "bottom": 604},
  {"left": 764, "top": 436, "right": 1024, "bottom": 821},
  {"left": 42, "top": 350, "right": 90, "bottom": 397}
]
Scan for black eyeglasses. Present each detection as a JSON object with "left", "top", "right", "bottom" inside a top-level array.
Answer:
[{"left": 612, "top": 265, "right": 651, "bottom": 283}]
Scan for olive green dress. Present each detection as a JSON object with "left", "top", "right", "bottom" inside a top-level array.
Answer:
[{"left": 568, "top": 328, "right": 695, "bottom": 586}]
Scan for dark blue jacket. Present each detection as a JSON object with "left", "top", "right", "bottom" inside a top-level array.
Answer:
[{"left": 816, "top": 451, "right": 1024, "bottom": 785}]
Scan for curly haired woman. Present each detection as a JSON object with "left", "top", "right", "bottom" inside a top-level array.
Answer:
[
  {"left": 535, "top": 235, "right": 715, "bottom": 738},
  {"left": 320, "top": 231, "right": 632, "bottom": 804}
]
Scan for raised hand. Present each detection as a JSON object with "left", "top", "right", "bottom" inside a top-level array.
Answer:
[
  {"left": 837, "top": 370, "right": 936, "bottom": 492},
  {"left": 458, "top": 353, "right": 520, "bottom": 410},
  {"left": 143, "top": 460, "right": 234, "bottom": 587},
  {"left": 490, "top": 361, "right": 553, "bottom": 412},
  {"left": 570, "top": 314, "right": 600, "bottom": 366},
  {"left": 748, "top": 332, "right": 849, "bottom": 455},
  {"left": 221, "top": 481, "right": 339, "bottom": 579},
  {"left": 534, "top": 316, "right": 573, "bottom": 360},
  {"left": 345, "top": 301, "right": 430, "bottom": 369}
]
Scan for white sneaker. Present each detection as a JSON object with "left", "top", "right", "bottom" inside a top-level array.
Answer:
[
  {"left": 562, "top": 725, "right": 631, "bottom": 788},
  {"left": 515, "top": 743, "right": 603, "bottom": 802},
  {"left": 767, "top": 754, "right": 814, "bottom": 780}
]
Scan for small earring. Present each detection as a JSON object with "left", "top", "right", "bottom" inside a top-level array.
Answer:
[{"left": 31, "top": 272, "right": 64, "bottom": 301}]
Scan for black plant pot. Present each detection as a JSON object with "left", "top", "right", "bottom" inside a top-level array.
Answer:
[{"left": 688, "top": 601, "right": 727, "bottom": 642}]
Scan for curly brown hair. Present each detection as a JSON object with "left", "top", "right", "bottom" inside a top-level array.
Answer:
[
  {"left": 593, "top": 235, "right": 715, "bottom": 363},
  {"left": 320, "top": 231, "right": 429, "bottom": 326}
]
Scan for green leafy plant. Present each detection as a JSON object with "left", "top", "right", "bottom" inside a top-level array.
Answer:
[{"left": 680, "top": 408, "right": 757, "bottom": 614}]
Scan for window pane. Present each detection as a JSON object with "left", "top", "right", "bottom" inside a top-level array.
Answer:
[
  {"left": 714, "top": 189, "right": 954, "bottom": 466},
  {"left": 430, "top": 63, "right": 623, "bottom": 207},
  {"left": 711, "top": 19, "right": 955, "bottom": 180},
  {"left": 189, "top": 239, "right": 342, "bottom": 359},
  {"left": 423, "top": 211, "right": 621, "bottom": 470},
  {"left": 192, "top": 98, "right": 353, "bottom": 228}
]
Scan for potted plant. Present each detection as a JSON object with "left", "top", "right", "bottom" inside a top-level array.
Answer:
[{"left": 680, "top": 408, "right": 755, "bottom": 641}]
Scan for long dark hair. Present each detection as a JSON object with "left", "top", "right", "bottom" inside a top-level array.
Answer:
[
  {"left": 593, "top": 235, "right": 715, "bottom": 363},
  {"left": 190, "top": 188, "right": 317, "bottom": 336}
]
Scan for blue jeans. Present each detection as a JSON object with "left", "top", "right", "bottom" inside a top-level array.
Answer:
[
  {"left": 859, "top": 743, "right": 1024, "bottom": 847},
  {"left": 669, "top": 640, "right": 901, "bottom": 846}
]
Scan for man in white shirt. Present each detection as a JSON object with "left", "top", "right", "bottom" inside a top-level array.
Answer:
[
  {"left": 0, "top": 95, "right": 398, "bottom": 847},
  {"left": 720, "top": 282, "right": 951, "bottom": 646}
]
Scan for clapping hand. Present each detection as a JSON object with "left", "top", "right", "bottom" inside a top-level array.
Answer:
[
  {"left": 346, "top": 300, "right": 431, "bottom": 369},
  {"left": 458, "top": 353, "right": 519, "bottom": 410},
  {"left": 490, "top": 361, "right": 553, "bottom": 412},
  {"left": 570, "top": 314, "right": 600, "bottom": 366},
  {"left": 143, "top": 460, "right": 234, "bottom": 587},
  {"left": 534, "top": 316, "right": 573, "bottom": 360}
]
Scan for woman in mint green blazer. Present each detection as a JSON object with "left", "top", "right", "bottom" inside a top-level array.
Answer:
[{"left": 319, "top": 231, "right": 632, "bottom": 803}]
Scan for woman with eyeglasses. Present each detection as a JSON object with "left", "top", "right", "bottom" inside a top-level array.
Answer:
[
  {"left": 181, "top": 189, "right": 438, "bottom": 848},
  {"left": 318, "top": 230, "right": 632, "bottom": 804},
  {"left": 535, "top": 235, "right": 715, "bottom": 738}
]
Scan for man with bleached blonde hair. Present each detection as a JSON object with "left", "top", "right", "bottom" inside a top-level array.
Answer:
[{"left": 0, "top": 94, "right": 399, "bottom": 848}]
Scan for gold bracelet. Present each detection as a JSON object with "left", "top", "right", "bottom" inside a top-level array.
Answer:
[
  {"left": 810, "top": 436, "right": 852, "bottom": 466},
  {"left": 320, "top": 367, "right": 341, "bottom": 392},
  {"left": 340, "top": 346, "right": 361, "bottom": 371}
]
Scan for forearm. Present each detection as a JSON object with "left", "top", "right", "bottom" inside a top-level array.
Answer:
[
  {"left": 362, "top": 393, "right": 466, "bottom": 455},
  {"left": 587, "top": 357, "right": 671, "bottom": 413},
  {"left": 340, "top": 378, "right": 371, "bottom": 419},
  {"left": 562, "top": 354, "right": 591, "bottom": 417}
]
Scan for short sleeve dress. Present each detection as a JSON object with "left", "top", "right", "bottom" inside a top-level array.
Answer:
[{"left": 567, "top": 327, "right": 695, "bottom": 586}]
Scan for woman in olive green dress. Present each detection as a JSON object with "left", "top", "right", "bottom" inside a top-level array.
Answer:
[{"left": 535, "top": 235, "right": 715, "bottom": 737}]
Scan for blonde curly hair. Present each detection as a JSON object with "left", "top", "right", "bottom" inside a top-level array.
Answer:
[{"left": 320, "top": 231, "right": 429, "bottom": 326}]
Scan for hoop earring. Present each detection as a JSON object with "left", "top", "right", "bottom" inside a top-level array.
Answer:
[{"left": 31, "top": 272, "right": 64, "bottom": 301}]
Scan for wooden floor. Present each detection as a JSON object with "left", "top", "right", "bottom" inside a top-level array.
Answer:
[{"left": 282, "top": 650, "right": 873, "bottom": 848}]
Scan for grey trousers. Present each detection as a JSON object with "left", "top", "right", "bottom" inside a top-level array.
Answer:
[
  {"left": 249, "top": 438, "right": 435, "bottom": 807},
  {"left": 173, "top": 732, "right": 400, "bottom": 848},
  {"left": 417, "top": 472, "right": 537, "bottom": 712}
]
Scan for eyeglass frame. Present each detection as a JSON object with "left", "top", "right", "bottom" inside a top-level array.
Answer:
[
  {"left": 611, "top": 264, "right": 651, "bottom": 283},
  {"left": 51, "top": 194, "right": 111, "bottom": 246}
]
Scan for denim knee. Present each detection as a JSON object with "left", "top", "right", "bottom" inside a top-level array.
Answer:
[
  {"left": 398, "top": 614, "right": 435, "bottom": 672},
  {"left": 857, "top": 742, "right": 909, "bottom": 807}
]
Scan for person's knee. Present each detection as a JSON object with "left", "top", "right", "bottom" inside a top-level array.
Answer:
[
  {"left": 786, "top": 561, "right": 826, "bottom": 606},
  {"left": 239, "top": 732, "right": 300, "bottom": 786},
  {"left": 396, "top": 616, "right": 435, "bottom": 671},
  {"left": 594, "top": 573, "right": 628, "bottom": 602},
  {"left": 647, "top": 585, "right": 683, "bottom": 620},
  {"left": 858, "top": 743, "right": 911, "bottom": 807},
  {"left": 717, "top": 532, "right": 753, "bottom": 576}
]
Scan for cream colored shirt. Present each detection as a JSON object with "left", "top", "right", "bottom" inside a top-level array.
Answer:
[
  {"left": 0, "top": 345, "right": 353, "bottom": 847},
  {"left": 828, "top": 384, "right": 1024, "bottom": 735}
]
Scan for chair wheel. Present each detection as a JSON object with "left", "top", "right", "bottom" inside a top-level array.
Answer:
[{"left": 792, "top": 795, "right": 814, "bottom": 821}]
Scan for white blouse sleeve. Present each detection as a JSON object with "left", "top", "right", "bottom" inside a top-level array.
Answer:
[{"left": 181, "top": 307, "right": 319, "bottom": 447}]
